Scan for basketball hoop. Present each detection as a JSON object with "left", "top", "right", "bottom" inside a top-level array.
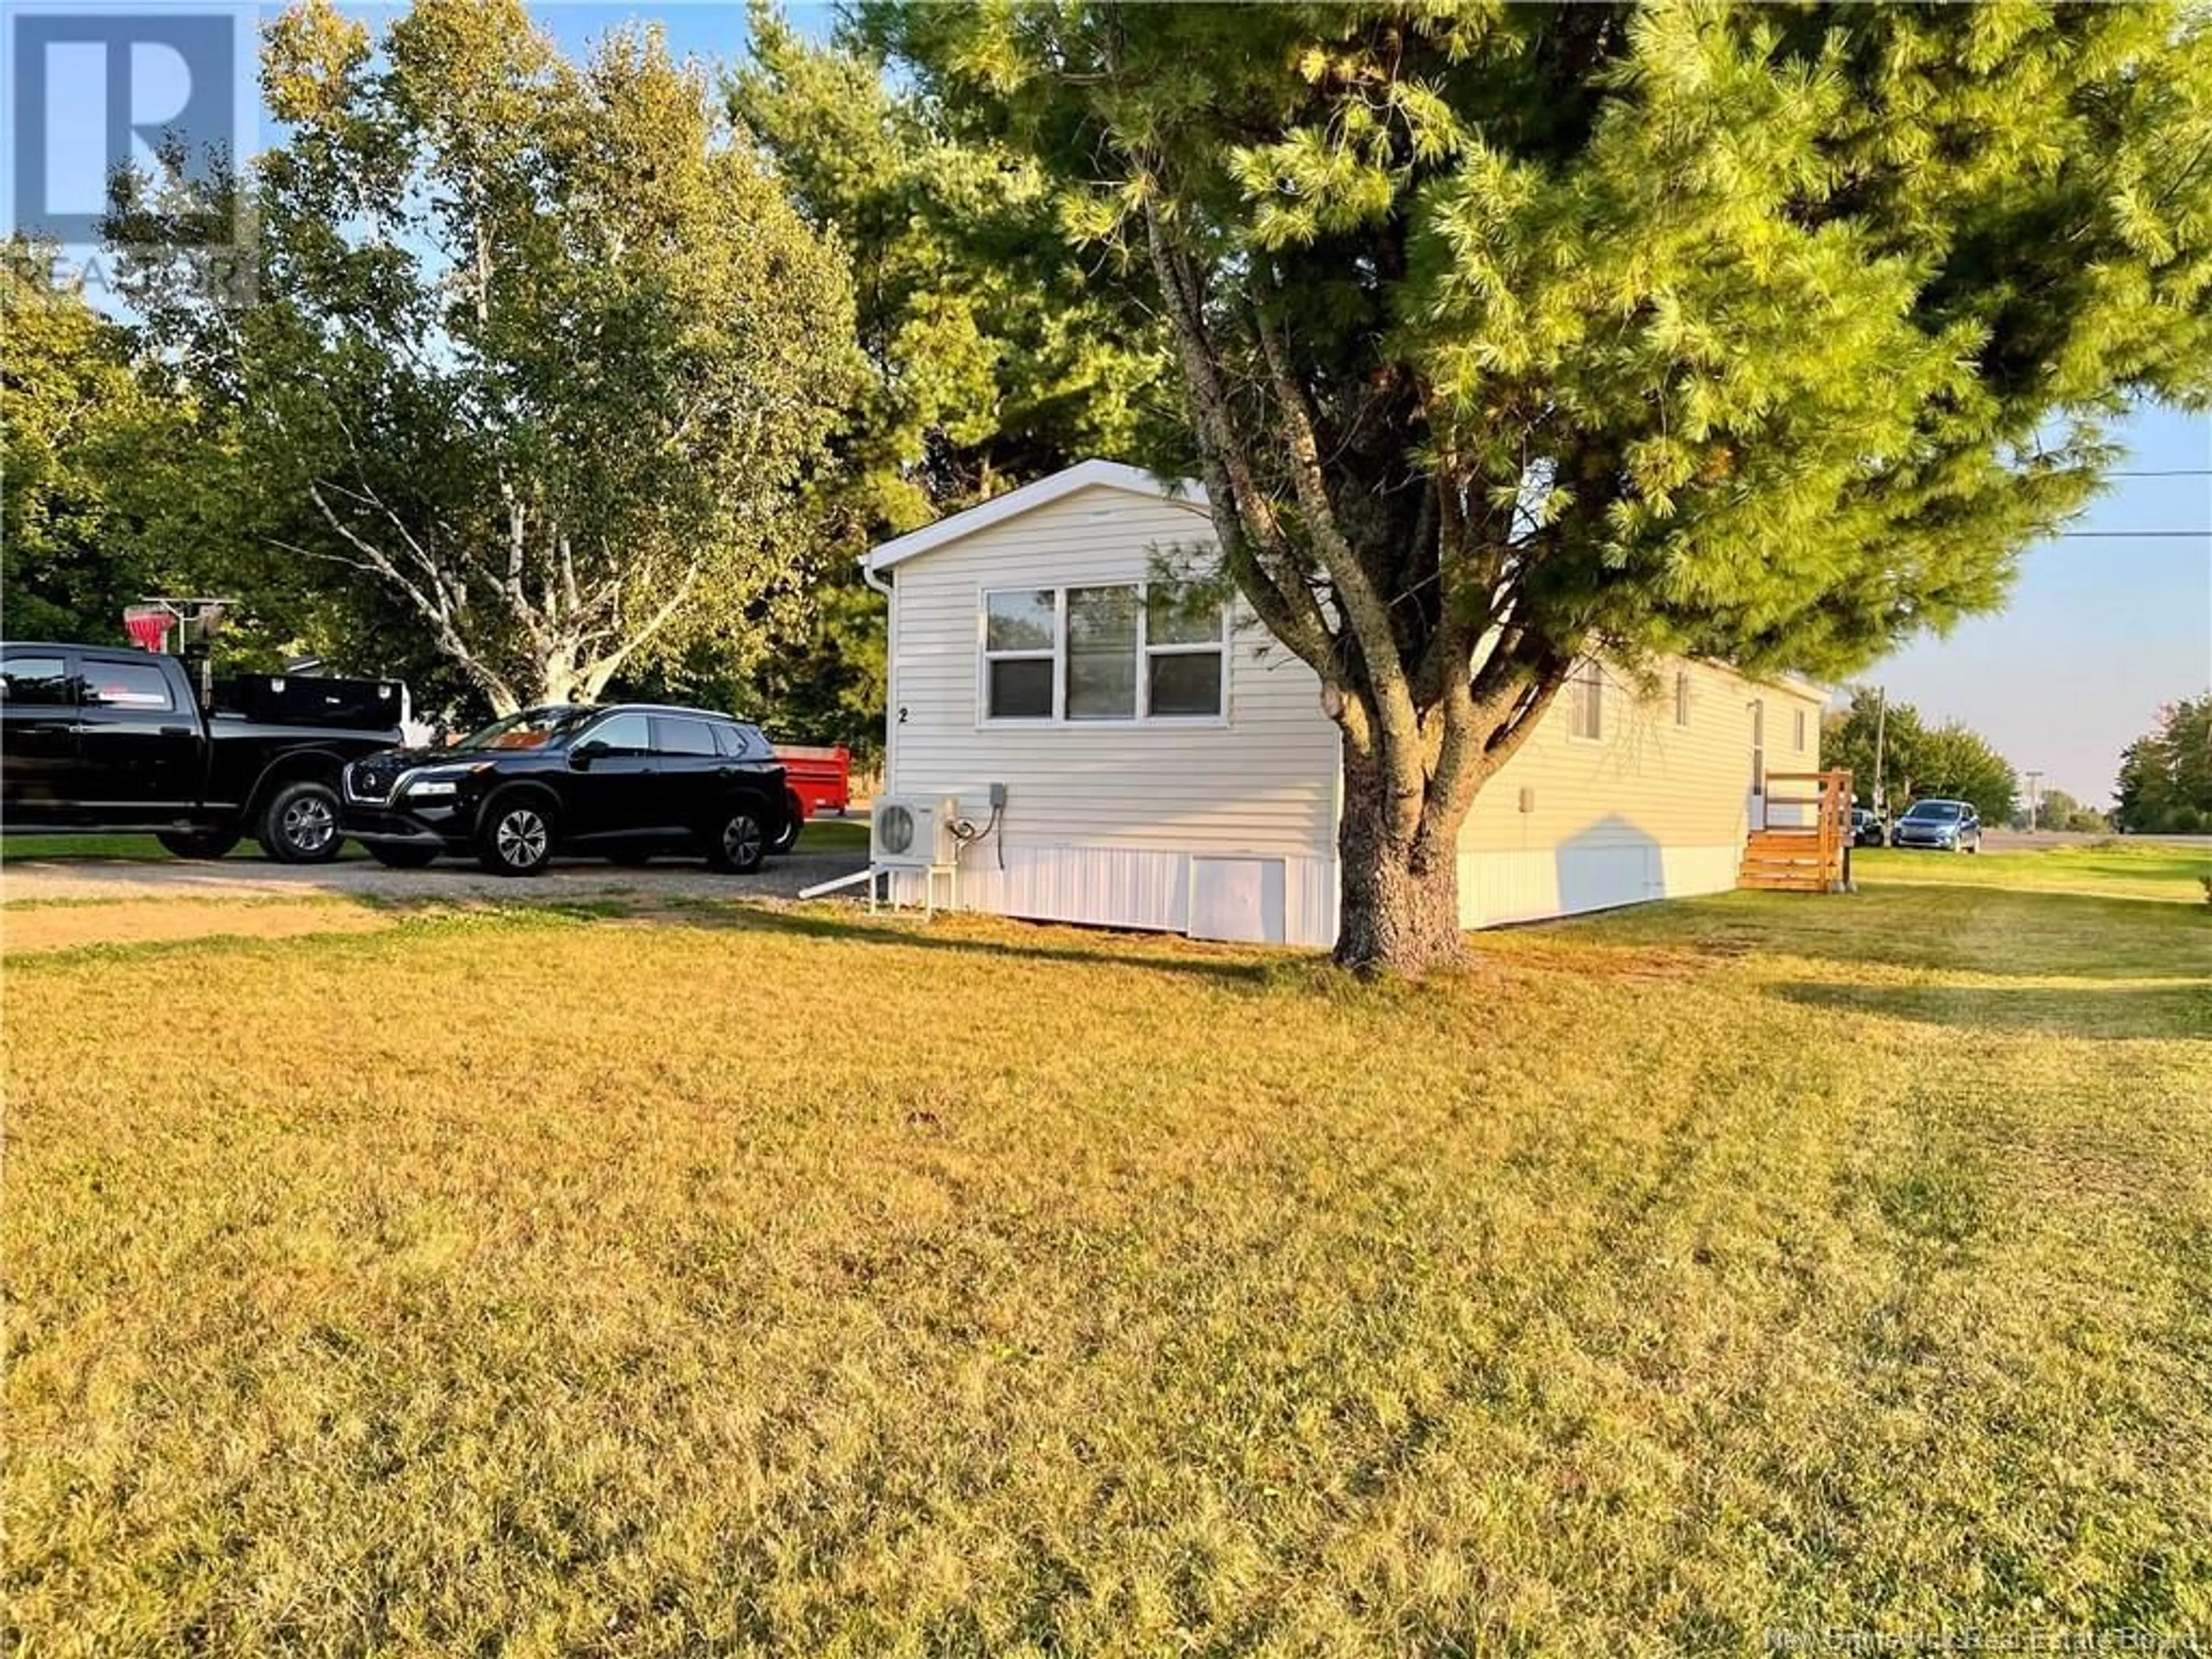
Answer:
[{"left": 123, "top": 605, "right": 173, "bottom": 653}]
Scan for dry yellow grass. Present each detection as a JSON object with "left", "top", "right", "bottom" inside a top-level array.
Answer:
[
  {"left": 0, "top": 897, "right": 393, "bottom": 955},
  {"left": 3, "top": 867, "right": 2207, "bottom": 1655}
]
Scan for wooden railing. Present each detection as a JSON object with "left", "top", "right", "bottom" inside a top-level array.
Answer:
[{"left": 1740, "top": 768, "right": 1854, "bottom": 893}]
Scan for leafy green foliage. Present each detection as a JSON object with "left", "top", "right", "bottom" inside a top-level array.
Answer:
[
  {"left": 0, "top": 251, "right": 181, "bottom": 641},
  {"left": 1823, "top": 687, "right": 2017, "bottom": 823},
  {"left": 2115, "top": 694, "right": 2212, "bottom": 834},
  {"left": 724, "top": 6, "right": 1175, "bottom": 753},
  {"left": 1912, "top": 721, "right": 2020, "bottom": 825},
  {"left": 110, "top": 0, "right": 863, "bottom": 714},
  {"left": 870, "top": 1, "right": 2212, "bottom": 969},
  {"left": 2009, "top": 786, "right": 2108, "bottom": 835}
]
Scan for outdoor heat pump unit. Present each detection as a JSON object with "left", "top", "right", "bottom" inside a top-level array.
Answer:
[{"left": 870, "top": 796, "right": 961, "bottom": 868}]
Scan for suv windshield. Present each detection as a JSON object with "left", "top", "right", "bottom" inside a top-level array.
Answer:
[
  {"left": 1903, "top": 801, "right": 1962, "bottom": 822},
  {"left": 450, "top": 707, "right": 595, "bottom": 752}
]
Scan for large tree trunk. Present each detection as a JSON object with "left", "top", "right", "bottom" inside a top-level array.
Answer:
[{"left": 1333, "top": 729, "right": 1468, "bottom": 976}]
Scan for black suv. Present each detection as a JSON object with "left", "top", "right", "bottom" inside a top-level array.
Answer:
[{"left": 340, "top": 704, "right": 791, "bottom": 876}]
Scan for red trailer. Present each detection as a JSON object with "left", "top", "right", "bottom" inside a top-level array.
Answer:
[{"left": 772, "top": 744, "right": 851, "bottom": 846}]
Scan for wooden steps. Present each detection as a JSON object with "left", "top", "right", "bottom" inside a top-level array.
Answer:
[
  {"left": 1738, "top": 768, "right": 1854, "bottom": 893},
  {"left": 1738, "top": 831, "right": 1838, "bottom": 892}
]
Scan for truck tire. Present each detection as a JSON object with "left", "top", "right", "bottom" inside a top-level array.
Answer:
[
  {"left": 156, "top": 829, "right": 240, "bottom": 861},
  {"left": 708, "top": 806, "right": 768, "bottom": 874},
  {"left": 257, "top": 779, "right": 344, "bottom": 863},
  {"left": 476, "top": 794, "right": 556, "bottom": 876},
  {"left": 368, "top": 843, "right": 440, "bottom": 870}
]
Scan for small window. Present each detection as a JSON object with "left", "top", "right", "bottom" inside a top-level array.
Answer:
[
  {"left": 581, "top": 712, "right": 650, "bottom": 753},
  {"left": 985, "top": 589, "right": 1056, "bottom": 653},
  {"left": 1145, "top": 583, "right": 1226, "bottom": 718},
  {"left": 1567, "top": 660, "right": 1604, "bottom": 742},
  {"left": 652, "top": 715, "right": 718, "bottom": 756},
  {"left": 1751, "top": 699, "right": 1766, "bottom": 796},
  {"left": 83, "top": 660, "right": 174, "bottom": 711},
  {"left": 1674, "top": 670, "right": 1691, "bottom": 728},
  {"left": 984, "top": 589, "right": 1058, "bottom": 720},
  {"left": 1, "top": 656, "right": 73, "bottom": 706},
  {"left": 715, "top": 722, "right": 766, "bottom": 759},
  {"left": 1794, "top": 707, "right": 1808, "bottom": 751},
  {"left": 1067, "top": 586, "right": 1138, "bottom": 720}
]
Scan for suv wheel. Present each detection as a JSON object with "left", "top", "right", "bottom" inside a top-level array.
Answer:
[
  {"left": 709, "top": 808, "right": 767, "bottom": 874},
  {"left": 258, "top": 781, "right": 344, "bottom": 863},
  {"left": 157, "top": 829, "right": 240, "bottom": 861},
  {"left": 477, "top": 796, "right": 556, "bottom": 876}
]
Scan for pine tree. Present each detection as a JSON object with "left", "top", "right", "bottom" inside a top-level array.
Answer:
[{"left": 870, "top": 2, "right": 2212, "bottom": 972}]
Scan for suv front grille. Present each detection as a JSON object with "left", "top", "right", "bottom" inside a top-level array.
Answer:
[{"left": 349, "top": 759, "right": 407, "bottom": 802}]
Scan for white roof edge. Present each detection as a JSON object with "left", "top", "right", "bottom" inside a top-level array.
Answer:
[{"left": 860, "top": 459, "right": 1209, "bottom": 574}]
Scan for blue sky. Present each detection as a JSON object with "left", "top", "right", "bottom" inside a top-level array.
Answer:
[{"left": 18, "top": 2, "right": 2208, "bottom": 802}]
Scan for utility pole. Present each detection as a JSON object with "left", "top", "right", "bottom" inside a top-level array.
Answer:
[
  {"left": 1872, "top": 687, "right": 1887, "bottom": 826},
  {"left": 2026, "top": 770, "right": 2044, "bottom": 833}
]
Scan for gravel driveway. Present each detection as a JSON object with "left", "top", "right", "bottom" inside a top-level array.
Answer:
[{"left": 0, "top": 846, "right": 869, "bottom": 906}]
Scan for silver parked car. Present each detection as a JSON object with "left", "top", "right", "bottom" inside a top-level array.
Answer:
[{"left": 1891, "top": 798, "right": 1982, "bottom": 853}]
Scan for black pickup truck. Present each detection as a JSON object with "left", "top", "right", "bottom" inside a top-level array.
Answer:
[{"left": 1, "top": 642, "right": 406, "bottom": 862}]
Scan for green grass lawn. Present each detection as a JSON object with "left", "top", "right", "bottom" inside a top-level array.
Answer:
[
  {"left": 1851, "top": 840, "right": 2210, "bottom": 904},
  {"left": 4, "top": 851, "right": 2207, "bottom": 1653},
  {"left": 795, "top": 813, "right": 869, "bottom": 853},
  {"left": 0, "top": 833, "right": 179, "bottom": 861}
]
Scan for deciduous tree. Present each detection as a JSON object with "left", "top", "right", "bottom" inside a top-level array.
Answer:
[
  {"left": 1, "top": 248, "right": 179, "bottom": 640},
  {"left": 112, "top": 0, "right": 863, "bottom": 713},
  {"left": 1912, "top": 722, "right": 2018, "bottom": 825},
  {"left": 872, "top": 2, "right": 2212, "bottom": 972}
]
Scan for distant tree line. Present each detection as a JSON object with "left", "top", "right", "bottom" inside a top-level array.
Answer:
[
  {"left": 2010, "top": 787, "right": 2110, "bottom": 836},
  {"left": 1821, "top": 690, "right": 2021, "bottom": 826}
]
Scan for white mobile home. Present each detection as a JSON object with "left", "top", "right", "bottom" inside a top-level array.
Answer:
[{"left": 861, "top": 460, "right": 1827, "bottom": 948}]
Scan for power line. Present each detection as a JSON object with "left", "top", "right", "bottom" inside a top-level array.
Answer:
[
  {"left": 2055, "top": 529, "right": 2210, "bottom": 538},
  {"left": 2103, "top": 468, "right": 2212, "bottom": 478}
]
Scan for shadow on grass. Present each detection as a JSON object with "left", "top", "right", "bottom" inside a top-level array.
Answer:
[
  {"left": 1771, "top": 980, "right": 2211, "bottom": 1041},
  {"left": 658, "top": 901, "right": 1288, "bottom": 990}
]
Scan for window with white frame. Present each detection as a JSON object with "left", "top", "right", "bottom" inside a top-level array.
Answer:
[
  {"left": 981, "top": 582, "right": 1226, "bottom": 723},
  {"left": 983, "top": 589, "right": 1056, "bottom": 719},
  {"left": 1794, "top": 707, "right": 1808, "bottom": 751},
  {"left": 1674, "top": 669, "right": 1691, "bottom": 728},
  {"left": 1567, "top": 659, "right": 1604, "bottom": 741},
  {"left": 1145, "top": 583, "right": 1227, "bottom": 716}
]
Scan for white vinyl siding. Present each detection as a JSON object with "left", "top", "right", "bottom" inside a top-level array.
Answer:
[
  {"left": 876, "top": 468, "right": 1827, "bottom": 944},
  {"left": 887, "top": 484, "right": 1337, "bottom": 864},
  {"left": 1456, "top": 658, "right": 1824, "bottom": 926}
]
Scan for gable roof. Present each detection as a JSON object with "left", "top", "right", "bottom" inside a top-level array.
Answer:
[{"left": 861, "top": 459, "right": 1210, "bottom": 575}]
